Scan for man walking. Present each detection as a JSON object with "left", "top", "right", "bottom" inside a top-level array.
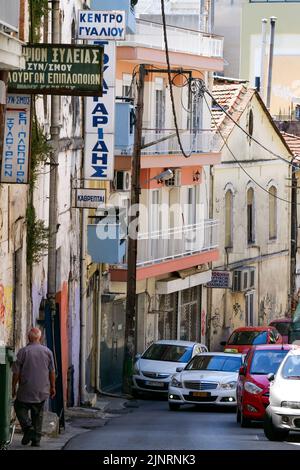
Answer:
[{"left": 12, "top": 327, "right": 56, "bottom": 447}]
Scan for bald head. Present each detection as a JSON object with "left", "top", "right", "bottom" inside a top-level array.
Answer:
[{"left": 28, "top": 327, "right": 42, "bottom": 343}]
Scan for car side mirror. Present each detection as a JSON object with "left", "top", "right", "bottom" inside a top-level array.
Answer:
[
  {"left": 220, "top": 341, "right": 226, "bottom": 347},
  {"left": 267, "top": 373, "right": 275, "bottom": 382},
  {"left": 176, "top": 367, "right": 183, "bottom": 373},
  {"left": 135, "top": 353, "right": 141, "bottom": 360},
  {"left": 239, "top": 366, "right": 246, "bottom": 376}
]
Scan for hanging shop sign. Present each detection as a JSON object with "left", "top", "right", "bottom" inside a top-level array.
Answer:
[
  {"left": 7, "top": 44, "right": 104, "bottom": 96},
  {"left": 75, "top": 188, "right": 106, "bottom": 209},
  {"left": 1, "top": 94, "right": 31, "bottom": 184},
  {"left": 78, "top": 10, "right": 126, "bottom": 40},
  {"left": 206, "top": 271, "right": 231, "bottom": 289},
  {"left": 84, "top": 40, "right": 116, "bottom": 181}
]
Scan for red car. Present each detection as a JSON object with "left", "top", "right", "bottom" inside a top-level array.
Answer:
[
  {"left": 221, "top": 326, "right": 282, "bottom": 355},
  {"left": 236, "top": 344, "right": 294, "bottom": 427},
  {"left": 269, "top": 318, "right": 292, "bottom": 343}
]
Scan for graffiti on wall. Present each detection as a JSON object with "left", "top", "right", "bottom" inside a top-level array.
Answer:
[
  {"left": 259, "top": 294, "right": 281, "bottom": 325},
  {"left": 201, "top": 309, "right": 206, "bottom": 339},
  {"left": 233, "top": 302, "right": 243, "bottom": 322},
  {"left": 211, "top": 308, "right": 222, "bottom": 335},
  {"left": 0, "top": 283, "right": 13, "bottom": 345}
]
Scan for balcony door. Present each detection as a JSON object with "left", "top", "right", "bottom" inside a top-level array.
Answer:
[
  {"left": 185, "top": 186, "right": 197, "bottom": 253},
  {"left": 149, "top": 189, "right": 161, "bottom": 262},
  {"left": 179, "top": 286, "right": 201, "bottom": 342}
]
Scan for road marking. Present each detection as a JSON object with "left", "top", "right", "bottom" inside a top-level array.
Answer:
[{"left": 286, "top": 442, "right": 300, "bottom": 446}]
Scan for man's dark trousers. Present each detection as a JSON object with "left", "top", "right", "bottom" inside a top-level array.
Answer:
[{"left": 14, "top": 399, "right": 45, "bottom": 444}]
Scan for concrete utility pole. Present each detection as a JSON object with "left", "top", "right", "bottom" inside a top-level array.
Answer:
[
  {"left": 47, "top": 0, "right": 60, "bottom": 317},
  {"left": 0, "top": 71, "right": 8, "bottom": 167},
  {"left": 259, "top": 18, "right": 268, "bottom": 101},
  {"left": 123, "top": 64, "right": 146, "bottom": 394},
  {"left": 266, "top": 16, "right": 277, "bottom": 111}
]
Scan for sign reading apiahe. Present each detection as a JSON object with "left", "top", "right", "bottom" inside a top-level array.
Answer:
[
  {"left": 78, "top": 10, "right": 126, "bottom": 40},
  {"left": 1, "top": 94, "right": 31, "bottom": 184},
  {"left": 75, "top": 188, "right": 106, "bottom": 209},
  {"left": 8, "top": 44, "right": 103, "bottom": 96}
]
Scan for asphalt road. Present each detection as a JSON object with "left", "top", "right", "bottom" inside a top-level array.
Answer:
[{"left": 64, "top": 398, "right": 300, "bottom": 450}]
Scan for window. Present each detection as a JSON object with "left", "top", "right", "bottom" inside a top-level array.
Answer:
[
  {"left": 247, "top": 188, "right": 255, "bottom": 244},
  {"left": 225, "top": 190, "right": 233, "bottom": 248},
  {"left": 154, "top": 77, "right": 165, "bottom": 132},
  {"left": 269, "top": 186, "right": 277, "bottom": 240},
  {"left": 246, "top": 292, "right": 254, "bottom": 326},
  {"left": 248, "top": 109, "right": 254, "bottom": 137},
  {"left": 122, "top": 73, "right": 133, "bottom": 98}
]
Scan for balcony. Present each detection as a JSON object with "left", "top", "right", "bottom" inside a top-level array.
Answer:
[
  {"left": 111, "top": 220, "right": 219, "bottom": 281},
  {"left": 141, "top": 130, "right": 218, "bottom": 155},
  {"left": 118, "top": 19, "right": 223, "bottom": 58}
]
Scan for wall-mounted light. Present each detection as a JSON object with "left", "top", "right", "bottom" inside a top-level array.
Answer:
[{"left": 193, "top": 170, "right": 201, "bottom": 182}]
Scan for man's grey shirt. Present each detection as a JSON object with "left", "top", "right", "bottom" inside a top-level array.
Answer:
[{"left": 13, "top": 343, "right": 55, "bottom": 403}]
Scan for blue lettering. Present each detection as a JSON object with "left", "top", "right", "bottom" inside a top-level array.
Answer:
[{"left": 91, "top": 166, "right": 107, "bottom": 178}]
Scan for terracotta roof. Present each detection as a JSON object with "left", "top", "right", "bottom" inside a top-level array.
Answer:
[{"left": 281, "top": 132, "right": 300, "bottom": 162}]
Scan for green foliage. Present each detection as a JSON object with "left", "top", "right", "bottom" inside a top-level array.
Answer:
[
  {"left": 30, "top": 115, "right": 51, "bottom": 189},
  {"left": 26, "top": 204, "right": 49, "bottom": 265},
  {"left": 29, "top": 0, "right": 48, "bottom": 42}
]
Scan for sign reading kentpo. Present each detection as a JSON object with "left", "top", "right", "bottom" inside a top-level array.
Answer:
[{"left": 8, "top": 44, "right": 104, "bottom": 96}]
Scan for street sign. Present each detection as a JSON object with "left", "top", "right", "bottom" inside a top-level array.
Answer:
[
  {"left": 75, "top": 188, "right": 106, "bottom": 209},
  {"left": 78, "top": 10, "right": 126, "bottom": 40},
  {"left": 8, "top": 44, "right": 103, "bottom": 96},
  {"left": 206, "top": 271, "right": 231, "bottom": 289},
  {"left": 1, "top": 94, "right": 31, "bottom": 184}
]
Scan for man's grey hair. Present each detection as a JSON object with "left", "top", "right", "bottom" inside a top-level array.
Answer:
[{"left": 28, "top": 327, "right": 42, "bottom": 342}]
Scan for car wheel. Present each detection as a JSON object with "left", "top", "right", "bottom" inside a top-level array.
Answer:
[
  {"left": 240, "top": 411, "right": 251, "bottom": 428},
  {"left": 169, "top": 402, "right": 180, "bottom": 411},
  {"left": 263, "top": 414, "right": 289, "bottom": 442},
  {"left": 236, "top": 406, "right": 241, "bottom": 424}
]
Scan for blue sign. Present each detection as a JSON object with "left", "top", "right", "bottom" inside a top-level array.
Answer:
[{"left": 78, "top": 10, "right": 126, "bottom": 40}]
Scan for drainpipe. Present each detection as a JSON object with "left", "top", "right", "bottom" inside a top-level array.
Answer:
[
  {"left": 96, "top": 265, "right": 102, "bottom": 390},
  {"left": 80, "top": 202, "right": 88, "bottom": 404},
  {"left": 259, "top": 18, "right": 268, "bottom": 101},
  {"left": 266, "top": 17, "right": 277, "bottom": 111}
]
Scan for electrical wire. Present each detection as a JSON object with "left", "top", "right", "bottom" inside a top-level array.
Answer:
[
  {"left": 203, "top": 94, "right": 299, "bottom": 206},
  {"left": 160, "top": 0, "right": 192, "bottom": 158}
]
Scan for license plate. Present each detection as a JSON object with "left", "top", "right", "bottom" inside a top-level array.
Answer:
[
  {"left": 191, "top": 391, "right": 210, "bottom": 397},
  {"left": 145, "top": 380, "right": 164, "bottom": 387}
]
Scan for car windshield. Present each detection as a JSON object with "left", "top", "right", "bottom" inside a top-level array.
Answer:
[
  {"left": 250, "top": 350, "right": 288, "bottom": 375},
  {"left": 186, "top": 355, "right": 242, "bottom": 372},
  {"left": 228, "top": 331, "right": 268, "bottom": 345},
  {"left": 142, "top": 344, "right": 193, "bottom": 363},
  {"left": 282, "top": 355, "right": 300, "bottom": 379},
  {"left": 270, "top": 322, "right": 290, "bottom": 336}
]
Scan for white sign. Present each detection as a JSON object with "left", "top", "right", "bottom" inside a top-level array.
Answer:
[
  {"left": 1, "top": 94, "right": 31, "bottom": 184},
  {"left": 75, "top": 188, "right": 106, "bottom": 209},
  {"left": 78, "top": 10, "right": 126, "bottom": 40},
  {"left": 84, "top": 41, "right": 116, "bottom": 181}
]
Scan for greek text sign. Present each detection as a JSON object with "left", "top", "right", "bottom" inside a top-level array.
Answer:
[
  {"left": 84, "top": 41, "right": 116, "bottom": 181},
  {"left": 8, "top": 45, "right": 103, "bottom": 96},
  {"left": 78, "top": 10, "right": 126, "bottom": 40},
  {"left": 206, "top": 271, "right": 231, "bottom": 289},
  {"left": 1, "top": 94, "right": 31, "bottom": 184},
  {"left": 75, "top": 188, "right": 106, "bottom": 209}
]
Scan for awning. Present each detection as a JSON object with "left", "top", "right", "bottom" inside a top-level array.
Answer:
[{"left": 156, "top": 269, "right": 212, "bottom": 295}]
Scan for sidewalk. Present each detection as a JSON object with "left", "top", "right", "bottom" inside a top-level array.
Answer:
[{"left": 9, "top": 395, "right": 138, "bottom": 451}]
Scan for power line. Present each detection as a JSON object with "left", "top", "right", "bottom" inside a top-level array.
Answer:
[
  {"left": 203, "top": 94, "right": 299, "bottom": 206},
  {"left": 160, "top": 0, "right": 192, "bottom": 158}
]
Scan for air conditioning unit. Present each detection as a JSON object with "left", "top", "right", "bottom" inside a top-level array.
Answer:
[
  {"left": 232, "top": 268, "right": 255, "bottom": 292},
  {"left": 114, "top": 171, "right": 131, "bottom": 191},
  {"left": 165, "top": 169, "right": 181, "bottom": 187}
]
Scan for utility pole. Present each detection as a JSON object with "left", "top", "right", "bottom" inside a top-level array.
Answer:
[
  {"left": 0, "top": 71, "right": 8, "bottom": 167},
  {"left": 122, "top": 64, "right": 146, "bottom": 394},
  {"left": 266, "top": 16, "right": 277, "bottom": 111}
]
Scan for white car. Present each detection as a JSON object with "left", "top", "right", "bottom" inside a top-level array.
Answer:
[
  {"left": 132, "top": 340, "right": 208, "bottom": 396},
  {"left": 168, "top": 352, "right": 243, "bottom": 410},
  {"left": 264, "top": 347, "right": 300, "bottom": 441}
]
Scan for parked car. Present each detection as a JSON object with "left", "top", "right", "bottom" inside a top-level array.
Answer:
[
  {"left": 264, "top": 347, "right": 300, "bottom": 441},
  {"left": 168, "top": 352, "right": 243, "bottom": 410},
  {"left": 269, "top": 318, "right": 292, "bottom": 343},
  {"left": 236, "top": 344, "right": 294, "bottom": 427},
  {"left": 221, "top": 326, "right": 282, "bottom": 355},
  {"left": 132, "top": 340, "right": 208, "bottom": 396}
]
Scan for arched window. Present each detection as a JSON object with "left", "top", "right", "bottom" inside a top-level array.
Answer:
[
  {"left": 225, "top": 190, "right": 233, "bottom": 248},
  {"left": 247, "top": 188, "right": 255, "bottom": 244},
  {"left": 269, "top": 186, "right": 277, "bottom": 240}
]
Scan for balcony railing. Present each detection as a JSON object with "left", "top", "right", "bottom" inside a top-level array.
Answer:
[
  {"left": 141, "top": 129, "right": 219, "bottom": 155},
  {"left": 118, "top": 19, "right": 223, "bottom": 58},
  {"left": 119, "top": 220, "right": 218, "bottom": 269}
]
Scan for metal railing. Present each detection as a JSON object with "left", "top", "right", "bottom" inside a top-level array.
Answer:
[
  {"left": 118, "top": 19, "right": 223, "bottom": 58},
  {"left": 141, "top": 129, "right": 219, "bottom": 155},
  {"left": 119, "top": 220, "right": 219, "bottom": 268}
]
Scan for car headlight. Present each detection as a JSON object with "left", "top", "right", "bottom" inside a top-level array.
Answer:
[
  {"left": 281, "top": 401, "right": 300, "bottom": 409},
  {"left": 244, "top": 381, "right": 263, "bottom": 395},
  {"left": 220, "top": 381, "right": 237, "bottom": 390},
  {"left": 170, "top": 377, "right": 182, "bottom": 388},
  {"left": 133, "top": 362, "right": 140, "bottom": 374}
]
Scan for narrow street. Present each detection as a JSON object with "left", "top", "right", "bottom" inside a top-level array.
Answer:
[{"left": 64, "top": 398, "right": 300, "bottom": 450}]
